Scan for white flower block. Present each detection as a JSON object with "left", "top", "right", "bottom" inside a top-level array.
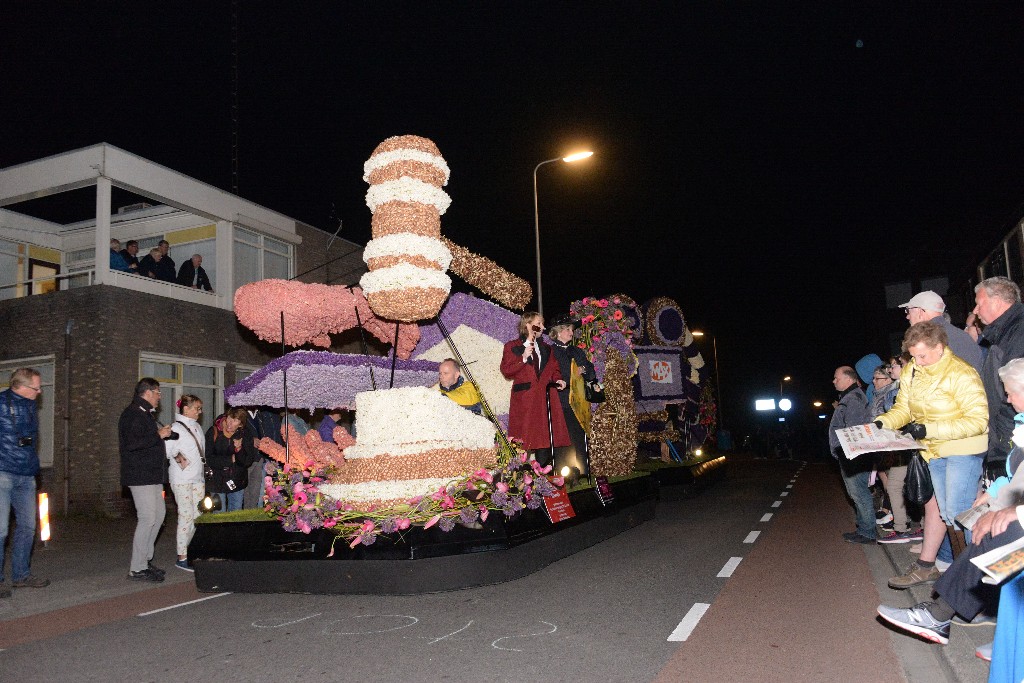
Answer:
[{"left": 346, "top": 387, "right": 495, "bottom": 459}]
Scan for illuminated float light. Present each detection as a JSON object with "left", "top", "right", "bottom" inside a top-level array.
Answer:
[
  {"left": 778, "top": 417, "right": 786, "bottom": 422},
  {"left": 818, "top": 414, "right": 827, "bottom": 419},
  {"left": 38, "top": 492, "right": 50, "bottom": 542},
  {"left": 198, "top": 495, "right": 222, "bottom": 513},
  {"left": 694, "top": 448, "right": 703, "bottom": 457},
  {"left": 755, "top": 399, "right": 776, "bottom": 411},
  {"left": 779, "top": 399, "right": 792, "bottom": 411}
]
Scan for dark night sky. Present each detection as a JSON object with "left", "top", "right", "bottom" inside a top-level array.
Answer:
[{"left": 4, "top": 3, "right": 1024, "bottom": 432}]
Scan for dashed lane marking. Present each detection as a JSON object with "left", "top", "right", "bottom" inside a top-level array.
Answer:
[
  {"left": 743, "top": 531, "right": 760, "bottom": 543},
  {"left": 760, "top": 513, "right": 773, "bottom": 522},
  {"left": 717, "top": 557, "right": 743, "bottom": 578},
  {"left": 667, "top": 603, "right": 711, "bottom": 642},
  {"left": 771, "top": 500, "right": 782, "bottom": 508}
]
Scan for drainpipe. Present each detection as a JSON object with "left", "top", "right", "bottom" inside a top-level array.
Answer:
[{"left": 63, "top": 319, "right": 73, "bottom": 517}]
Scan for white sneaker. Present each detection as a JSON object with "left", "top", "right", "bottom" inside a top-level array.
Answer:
[{"left": 935, "top": 559, "right": 951, "bottom": 572}]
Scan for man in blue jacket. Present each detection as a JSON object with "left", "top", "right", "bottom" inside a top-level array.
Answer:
[{"left": 0, "top": 368, "right": 50, "bottom": 597}]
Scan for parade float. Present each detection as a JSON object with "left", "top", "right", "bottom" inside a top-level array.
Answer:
[{"left": 189, "top": 135, "right": 717, "bottom": 595}]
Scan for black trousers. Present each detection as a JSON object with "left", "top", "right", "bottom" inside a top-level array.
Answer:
[{"left": 934, "top": 520, "right": 1024, "bottom": 619}]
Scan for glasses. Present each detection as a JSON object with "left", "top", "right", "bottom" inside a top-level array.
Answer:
[
  {"left": 26, "top": 385, "right": 42, "bottom": 393},
  {"left": 872, "top": 376, "right": 888, "bottom": 381}
]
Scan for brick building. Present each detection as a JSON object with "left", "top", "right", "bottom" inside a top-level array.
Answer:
[{"left": 0, "top": 144, "right": 367, "bottom": 516}]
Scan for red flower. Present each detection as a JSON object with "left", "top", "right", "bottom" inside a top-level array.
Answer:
[{"left": 613, "top": 310, "right": 623, "bottom": 320}]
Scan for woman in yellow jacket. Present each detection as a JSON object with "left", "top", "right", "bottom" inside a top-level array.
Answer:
[{"left": 876, "top": 320, "right": 988, "bottom": 588}]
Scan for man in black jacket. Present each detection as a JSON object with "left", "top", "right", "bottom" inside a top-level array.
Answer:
[
  {"left": 154, "top": 240, "right": 176, "bottom": 283},
  {"left": 829, "top": 366, "right": 875, "bottom": 543},
  {"left": 175, "top": 254, "right": 213, "bottom": 291},
  {"left": 118, "top": 378, "right": 172, "bottom": 582},
  {"left": 974, "top": 276, "right": 1024, "bottom": 472}
]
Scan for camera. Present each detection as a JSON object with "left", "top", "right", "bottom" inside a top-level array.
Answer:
[
  {"left": 17, "top": 436, "right": 33, "bottom": 447},
  {"left": 163, "top": 432, "right": 180, "bottom": 440}
]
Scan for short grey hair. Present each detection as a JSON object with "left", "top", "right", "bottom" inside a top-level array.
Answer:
[
  {"left": 998, "top": 358, "right": 1024, "bottom": 394},
  {"left": 976, "top": 276, "right": 1021, "bottom": 305}
]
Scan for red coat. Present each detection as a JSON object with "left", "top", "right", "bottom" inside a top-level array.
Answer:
[{"left": 500, "top": 337, "right": 571, "bottom": 450}]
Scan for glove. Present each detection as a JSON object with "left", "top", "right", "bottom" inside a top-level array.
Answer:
[
  {"left": 899, "top": 422, "right": 926, "bottom": 440},
  {"left": 873, "top": 421, "right": 883, "bottom": 429}
]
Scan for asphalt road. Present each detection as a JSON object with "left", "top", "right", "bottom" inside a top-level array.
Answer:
[{"left": 1, "top": 457, "right": 797, "bottom": 682}]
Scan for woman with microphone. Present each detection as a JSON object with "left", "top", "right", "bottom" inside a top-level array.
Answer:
[{"left": 500, "top": 311, "right": 570, "bottom": 460}]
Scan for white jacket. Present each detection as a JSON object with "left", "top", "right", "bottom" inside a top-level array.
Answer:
[{"left": 165, "top": 414, "right": 207, "bottom": 485}]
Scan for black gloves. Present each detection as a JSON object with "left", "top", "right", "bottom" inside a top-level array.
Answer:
[
  {"left": 899, "top": 422, "right": 927, "bottom": 440},
  {"left": 873, "top": 421, "right": 883, "bottom": 429}
]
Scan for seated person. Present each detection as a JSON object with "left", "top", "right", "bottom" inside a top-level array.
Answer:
[
  {"left": 876, "top": 357, "right": 1024, "bottom": 645},
  {"left": 438, "top": 358, "right": 482, "bottom": 415}
]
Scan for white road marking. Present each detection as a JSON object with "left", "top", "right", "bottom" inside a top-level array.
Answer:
[
  {"left": 786, "top": 484, "right": 793, "bottom": 488},
  {"left": 137, "top": 591, "right": 232, "bottom": 617},
  {"left": 426, "top": 620, "right": 474, "bottom": 644},
  {"left": 771, "top": 500, "right": 782, "bottom": 507},
  {"left": 667, "top": 603, "right": 711, "bottom": 642},
  {"left": 717, "top": 557, "right": 743, "bottom": 577},
  {"left": 492, "top": 621, "right": 557, "bottom": 651},
  {"left": 760, "top": 513, "right": 773, "bottom": 522},
  {"left": 780, "top": 492, "right": 789, "bottom": 496},
  {"left": 743, "top": 531, "right": 760, "bottom": 543},
  {"left": 253, "top": 612, "right": 323, "bottom": 629}
]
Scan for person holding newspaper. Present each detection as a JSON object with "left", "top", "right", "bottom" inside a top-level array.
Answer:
[
  {"left": 829, "top": 365, "right": 875, "bottom": 544},
  {"left": 874, "top": 320, "right": 989, "bottom": 588},
  {"left": 876, "top": 357, "right": 1024, "bottom": 668}
]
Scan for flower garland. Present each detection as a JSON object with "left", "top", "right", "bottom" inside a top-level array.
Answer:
[
  {"left": 360, "top": 261, "right": 453, "bottom": 295},
  {"left": 263, "top": 438, "right": 565, "bottom": 551},
  {"left": 698, "top": 381, "right": 717, "bottom": 437},
  {"left": 362, "top": 148, "right": 450, "bottom": 185},
  {"left": 362, "top": 233, "right": 453, "bottom": 272},
  {"left": 569, "top": 295, "right": 639, "bottom": 382}
]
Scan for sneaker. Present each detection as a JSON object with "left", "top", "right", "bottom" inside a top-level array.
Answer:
[
  {"left": 880, "top": 521, "right": 895, "bottom": 532},
  {"left": 842, "top": 531, "right": 861, "bottom": 541},
  {"left": 877, "top": 529, "right": 925, "bottom": 544},
  {"left": 975, "top": 642, "right": 993, "bottom": 662},
  {"left": 12, "top": 575, "right": 50, "bottom": 588},
  {"left": 128, "top": 568, "right": 165, "bottom": 582},
  {"left": 147, "top": 561, "right": 166, "bottom": 578},
  {"left": 877, "top": 602, "right": 951, "bottom": 645},
  {"left": 845, "top": 533, "right": 877, "bottom": 544},
  {"left": 909, "top": 542, "right": 923, "bottom": 554},
  {"left": 888, "top": 563, "right": 942, "bottom": 589},
  {"left": 0, "top": 582, "right": 10, "bottom": 599},
  {"left": 175, "top": 559, "right": 194, "bottom": 573},
  {"left": 876, "top": 509, "right": 894, "bottom": 525}
]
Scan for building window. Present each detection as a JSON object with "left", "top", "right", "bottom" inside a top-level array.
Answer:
[
  {"left": 139, "top": 355, "right": 224, "bottom": 426},
  {"left": 233, "top": 227, "right": 293, "bottom": 294},
  {"left": 0, "top": 240, "right": 22, "bottom": 301},
  {"left": 0, "top": 357, "right": 56, "bottom": 468}
]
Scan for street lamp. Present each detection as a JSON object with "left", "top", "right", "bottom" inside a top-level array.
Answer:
[
  {"left": 780, "top": 375, "right": 791, "bottom": 398},
  {"left": 690, "top": 330, "right": 722, "bottom": 430},
  {"left": 533, "top": 150, "right": 593, "bottom": 317}
]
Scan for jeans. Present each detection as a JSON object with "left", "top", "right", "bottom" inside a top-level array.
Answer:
[
  {"left": 0, "top": 471, "right": 37, "bottom": 582},
  {"left": 840, "top": 460, "right": 876, "bottom": 538},
  {"left": 928, "top": 454, "right": 984, "bottom": 563},
  {"left": 216, "top": 489, "right": 244, "bottom": 513}
]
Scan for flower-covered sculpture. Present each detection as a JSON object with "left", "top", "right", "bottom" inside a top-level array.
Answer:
[{"left": 588, "top": 349, "right": 639, "bottom": 477}]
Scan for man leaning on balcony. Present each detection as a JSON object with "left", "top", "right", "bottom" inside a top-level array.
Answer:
[{"left": 109, "top": 239, "right": 132, "bottom": 273}]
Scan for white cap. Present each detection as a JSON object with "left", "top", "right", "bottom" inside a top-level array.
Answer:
[{"left": 899, "top": 291, "right": 945, "bottom": 313}]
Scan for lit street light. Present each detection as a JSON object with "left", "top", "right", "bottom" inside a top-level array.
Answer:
[
  {"left": 533, "top": 150, "right": 593, "bottom": 317},
  {"left": 780, "top": 375, "right": 791, "bottom": 398}
]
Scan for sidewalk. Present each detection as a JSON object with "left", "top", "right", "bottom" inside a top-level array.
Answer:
[{"left": 0, "top": 514, "right": 200, "bottom": 646}]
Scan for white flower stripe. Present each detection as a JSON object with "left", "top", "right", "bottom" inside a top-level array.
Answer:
[
  {"left": 365, "top": 178, "right": 452, "bottom": 214},
  {"left": 363, "top": 149, "right": 450, "bottom": 184},
  {"left": 319, "top": 478, "right": 455, "bottom": 503},
  {"left": 362, "top": 234, "right": 453, "bottom": 271},
  {"left": 360, "top": 263, "right": 452, "bottom": 294},
  {"left": 351, "top": 387, "right": 495, "bottom": 449}
]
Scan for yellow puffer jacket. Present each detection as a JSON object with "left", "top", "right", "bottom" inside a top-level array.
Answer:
[{"left": 877, "top": 347, "right": 988, "bottom": 461}]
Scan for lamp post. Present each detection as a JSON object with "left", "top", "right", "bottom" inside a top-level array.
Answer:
[
  {"left": 780, "top": 375, "right": 791, "bottom": 398},
  {"left": 690, "top": 330, "right": 722, "bottom": 430},
  {"left": 533, "top": 150, "right": 593, "bottom": 317}
]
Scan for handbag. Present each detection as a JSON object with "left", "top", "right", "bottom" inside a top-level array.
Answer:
[
  {"left": 903, "top": 453, "right": 934, "bottom": 506},
  {"left": 175, "top": 420, "right": 212, "bottom": 480}
]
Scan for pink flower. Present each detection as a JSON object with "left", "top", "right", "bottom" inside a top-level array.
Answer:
[
  {"left": 472, "top": 468, "right": 494, "bottom": 483},
  {"left": 323, "top": 517, "right": 337, "bottom": 528},
  {"left": 359, "top": 520, "right": 375, "bottom": 533},
  {"left": 396, "top": 517, "right": 412, "bottom": 530},
  {"left": 479, "top": 506, "right": 489, "bottom": 522},
  {"left": 523, "top": 474, "right": 533, "bottom": 486},
  {"left": 613, "top": 297, "right": 621, "bottom": 304},
  {"left": 441, "top": 494, "right": 456, "bottom": 509},
  {"left": 424, "top": 514, "right": 442, "bottom": 529},
  {"left": 582, "top": 315, "right": 595, "bottom": 324},
  {"left": 293, "top": 491, "right": 308, "bottom": 506},
  {"left": 583, "top": 297, "right": 591, "bottom": 305},
  {"left": 296, "top": 517, "right": 311, "bottom": 534},
  {"left": 597, "top": 299, "right": 608, "bottom": 307},
  {"left": 496, "top": 481, "right": 509, "bottom": 493},
  {"left": 613, "top": 310, "right": 623, "bottom": 320},
  {"left": 552, "top": 476, "right": 565, "bottom": 487}
]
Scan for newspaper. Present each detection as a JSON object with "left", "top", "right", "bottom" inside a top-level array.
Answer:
[
  {"left": 971, "top": 534, "right": 1024, "bottom": 585},
  {"left": 954, "top": 502, "right": 990, "bottom": 531},
  {"left": 833, "top": 423, "right": 923, "bottom": 460}
]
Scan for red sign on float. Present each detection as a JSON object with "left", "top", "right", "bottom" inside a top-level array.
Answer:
[
  {"left": 649, "top": 360, "right": 673, "bottom": 383},
  {"left": 542, "top": 485, "right": 576, "bottom": 523}
]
